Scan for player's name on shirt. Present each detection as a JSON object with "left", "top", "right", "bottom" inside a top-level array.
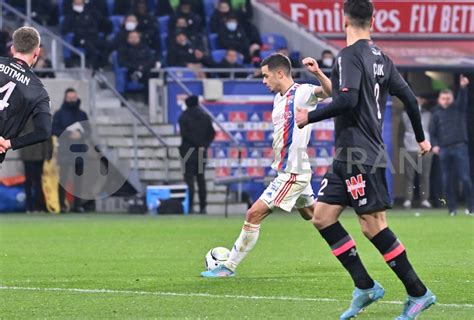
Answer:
[
  {"left": 0, "top": 63, "right": 31, "bottom": 86},
  {"left": 207, "top": 157, "right": 331, "bottom": 168}
]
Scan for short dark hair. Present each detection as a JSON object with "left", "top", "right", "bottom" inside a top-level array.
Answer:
[
  {"left": 344, "top": 0, "right": 374, "bottom": 29},
  {"left": 439, "top": 89, "right": 453, "bottom": 96},
  {"left": 260, "top": 53, "right": 291, "bottom": 76},
  {"left": 12, "top": 27, "right": 40, "bottom": 54},
  {"left": 322, "top": 50, "right": 333, "bottom": 56},
  {"left": 65, "top": 88, "right": 76, "bottom": 96}
]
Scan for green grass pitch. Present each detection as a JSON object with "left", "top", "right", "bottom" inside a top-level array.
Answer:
[{"left": 0, "top": 210, "right": 473, "bottom": 319}]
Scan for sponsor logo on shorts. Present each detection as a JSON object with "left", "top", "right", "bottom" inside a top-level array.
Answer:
[
  {"left": 345, "top": 174, "right": 366, "bottom": 200},
  {"left": 358, "top": 198, "right": 367, "bottom": 206}
]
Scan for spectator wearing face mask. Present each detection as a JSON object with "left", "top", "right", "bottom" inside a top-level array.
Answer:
[
  {"left": 52, "top": 88, "right": 90, "bottom": 213},
  {"left": 63, "top": 0, "right": 112, "bottom": 35},
  {"left": 167, "top": 31, "right": 204, "bottom": 67},
  {"left": 210, "top": 0, "right": 232, "bottom": 33},
  {"left": 170, "top": 0, "right": 203, "bottom": 34},
  {"left": 62, "top": 0, "right": 108, "bottom": 68},
  {"left": 317, "top": 50, "right": 335, "bottom": 77},
  {"left": 218, "top": 15, "right": 251, "bottom": 61},
  {"left": 117, "top": 31, "right": 156, "bottom": 92}
]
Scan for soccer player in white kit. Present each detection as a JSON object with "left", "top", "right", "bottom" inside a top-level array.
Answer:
[{"left": 201, "top": 53, "right": 332, "bottom": 277}]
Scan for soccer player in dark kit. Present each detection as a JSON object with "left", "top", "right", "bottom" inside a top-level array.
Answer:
[
  {"left": 295, "top": 1, "right": 435, "bottom": 319},
  {"left": 0, "top": 27, "right": 52, "bottom": 163}
]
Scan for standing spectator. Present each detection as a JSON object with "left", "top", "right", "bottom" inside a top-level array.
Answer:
[
  {"left": 170, "top": 0, "right": 203, "bottom": 34},
  {"left": 117, "top": 31, "right": 156, "bottom": 94},
  {"left": 179, "top": 96, "right": 216, "bottom": 214},
  {"left": 430, "top": 75, "right": 473, "bottom": 216},
  {"left": 61, "top": 0, "right": 107, "bottom": 68},
  {"left": 34, "top": 45, "right": 55, "bottom": 79},
  {"left": 402, "top": 97, "right": 432, "bottom": 209},
  {"left": 52, "top": 88, "right": 90, "bottom": 213},
  {"left": 167, "top": 31, "right": 204, "bottom": 67},
  {"left": 19, "top": 119, "right": 52, "bottom": 213}
]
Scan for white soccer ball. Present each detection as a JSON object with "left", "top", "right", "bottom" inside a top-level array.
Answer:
[{"left": 205, "top": 247, "right": 230, "bottom": 271}]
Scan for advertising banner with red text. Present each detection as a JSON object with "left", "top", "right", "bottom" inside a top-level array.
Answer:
[{"left": 260, "top": 0, "right": 474, "bottom": 38}]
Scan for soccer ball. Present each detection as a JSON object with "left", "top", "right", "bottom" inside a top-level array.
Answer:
[{"left": 204, "top": 247, "right": 230, "bottom": 271}]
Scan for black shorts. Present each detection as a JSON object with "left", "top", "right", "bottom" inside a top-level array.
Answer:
[{"left": 316, "top": 160, "right": 391, "bottom": 215}]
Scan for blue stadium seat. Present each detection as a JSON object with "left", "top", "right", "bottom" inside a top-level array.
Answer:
[
  {"left": 111, "top": 51, "right": 145, "bottom": 94},
  {"left": 110, "top": 15, "right": 124, "bottom": 34},
  {"left": 106, "top": 0, "right": 114, "bottom": 15},
  {"left": 260, "top": 50, "right": 274, "bottom": 60},
  {"left": 158, "top": 15, "right": 169, "bottom": 34},
  {"left": 62, "top": 33, "right": 75, "bottom": 61},
  {"left": 261, "top": 33, "right": 288, "bottom": 50},
  {"left": 204, "top": 0, "right": 217, "bottom": 17},
  {"left": 160, "top": 33, "right": 168, "bottom": 58},
  {"left": 57, "top": 0, "right": 64, "bottom": 16},
  {"left": 208, "top": 33, "right": 219, "bottom": 51}
]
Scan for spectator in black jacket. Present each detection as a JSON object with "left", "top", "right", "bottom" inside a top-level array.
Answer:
[
  {"left": 210, "top": 0, "right": 232, "bottom": 33},
  {"left": 134, "top": 0, "right": 160, "bottom": 53},
  {"left": 317, "top": 50, "right": 335, "bottom": 76},
  {"left": 156, "top": 0, "right": 174, "bottom": 16},
  {"left": 63, "top": 0, "right": 112, "bottom": 35},
  {"left": 34, "top": 45, "right": 55, "bottom": 78},
  {"left": 170, "top": 0, "right": 203, "bottom": 34},
  {"left": 179, "top": 95, "right": 216, "bottom": 214},
  {"left": 61, "top": 0, "right": 107, "bottom": 68},
  {"left": 201, "top": 49, "right": 247, "bottom": 78},
  {"left": 113, "top": 0, "right": 136, "bottom": 15},
  {"left": 167, "top": 31, "right": 203, "bottom": 67},
  {"left": 218, "top": 15, "right": 250, "bottom": 60},
  {"left": 430, "top": 75, "right": 473, "bottom": 216},
  {"left": 118, "top": 31, "right": 156, "bottom": 91},
  {"left": 171, "top": 16, "right": 205, "bottom": 49},
  {"left": 52, "top": 88, "right": 90, "bottom": 213}
]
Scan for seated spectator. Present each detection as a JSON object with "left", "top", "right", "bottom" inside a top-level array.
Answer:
[
  {"left": 62, "top": 0, "right": 107, "bottom": 68},
  {"left": 156, "top": 0, "right": 174, "bottom": 16},
  {"left": 112, "top": 13, "right": 160, "bottom": 56},
  {"left": 218, "top": 15, "right": 250, "bottom": 60},
  {"left": 167, "top": 31, "right": 204, "bottom": 67},
  {"left": 201, "top": 49, "right": 247, "bottom": 79},
  {"left": 317, "top": 50, "right": 335, "bottom": 76},
  {"left": 63, "top": 0, "right": 112, "bottom": 35},
  {"left": 34, "top": 45, "right": 55, "bottom": 79},
  {"left": 277, "top": 47, "right": 300, "bottom": 78},
  {"left": 170, "top": 0, "right": 203, "bottom": 35},
  {"left": 118, "top": 31, "right": 156, "bottom": 92},
  {"left": 172, "top": 16, "right": 205, "bottom": 49},
  {"left": 210, "top": 0, "right": 232, "bottom": 33}
]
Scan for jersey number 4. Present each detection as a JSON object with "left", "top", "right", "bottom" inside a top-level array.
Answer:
[{"left": 0, "top": 81, "right": 17, "bottom": 111}]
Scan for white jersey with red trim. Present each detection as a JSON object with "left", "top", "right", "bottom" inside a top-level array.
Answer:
[{"left": 271, "top": 83, "right": 320, "bottom": 174}]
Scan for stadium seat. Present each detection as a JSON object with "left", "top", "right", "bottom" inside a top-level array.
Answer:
[
  {"left": 61, "top": 32, "right": 75, "bottom": 61},
  {"left": 211, "top": 49, "right": 244, "bottom": 65},
  {"left": 261, "top": 33, "right": 288, "bottom": 50},
  {"left": 106, "top": 0, "right": 114, "bottom": 15},
  {"left": 110, "top": 15, "right": 124, "bottom": 34},
  {"left": 158, "top": 15, "right": 169, "bottom": 35},
  {"left": 260, "top": 50, "right": 273, "bottom": 60},
  {"left": 111, "top": 51, "right": 145, "bottom": 94},
  {"left": 160, "top": 33, "right": 168, "bottom": 58},
  {"left": 208, "top": 33, "right": 219, "bottom": 51},
  {"left": 204, "top": 0, "right": 217, "bottom": 18}
]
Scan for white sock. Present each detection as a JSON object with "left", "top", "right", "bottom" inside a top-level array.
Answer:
[{"left": 225, "top": 221, "right": 260, "bottom": 271}]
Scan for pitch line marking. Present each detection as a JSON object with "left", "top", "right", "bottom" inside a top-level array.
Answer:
[{"left": 0, "top": 286, "right": 472, "bottom": 309}]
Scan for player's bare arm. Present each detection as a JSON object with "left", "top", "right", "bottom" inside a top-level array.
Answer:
[{"left": 302, "top": 57, "right": 332, "bottom": 98}]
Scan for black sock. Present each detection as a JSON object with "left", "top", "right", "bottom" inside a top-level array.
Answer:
[
  {"left": 319, "top": 222, "right": 374, "bottom": 289},
  {"left": 370, "top": 228, "right": 427, "bottom": 297}
]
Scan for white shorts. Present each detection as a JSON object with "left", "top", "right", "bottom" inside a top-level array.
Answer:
[{"left": 259, "top": 172, "right": 314, "bottom": 212}]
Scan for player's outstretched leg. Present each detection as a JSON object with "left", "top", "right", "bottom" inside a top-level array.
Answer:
[
  {"left": 201, "top": 200, "right": 270, "bottom": 278},
  {"left": 358, "top": 212, "right": 436, "bottom": 319},
  {"left": 312, "top": 203, "right": 384, "bottom": 319}
]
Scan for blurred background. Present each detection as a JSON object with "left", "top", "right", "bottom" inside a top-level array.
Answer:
[{"left": 0, "top": 0, "right": 473, "bottom": 216}]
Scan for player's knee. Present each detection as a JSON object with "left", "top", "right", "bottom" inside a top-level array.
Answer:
[
  {"left": 312, "top": 213, "right": 328, "bottom": 230},
  {"left": 245, "top": 207, "right": 263, "bottom": 224}
]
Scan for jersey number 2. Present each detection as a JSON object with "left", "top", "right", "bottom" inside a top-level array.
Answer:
[
  {"left": 0, "top": 81, "right": 17, "bottom": 111},
  {"left": 374, "top": 83, "right": 382, "bottom": 120}
]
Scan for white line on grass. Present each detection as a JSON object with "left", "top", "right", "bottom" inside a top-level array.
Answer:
[{"left": 0, "top": 286, "right": 472, "bottom": 309}]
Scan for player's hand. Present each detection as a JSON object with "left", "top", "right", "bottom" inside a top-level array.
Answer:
[
  {"left": 302, "top": 57, "right": 320, "bottom": 74},
  {"left": 0, "top": 137, "right": 11, "bottom": 153},
  {"left": 295, "top": 107, "right": 309, "bottom": 129},
  {"left": 431, "top": 146, "right": 440, "bottom": 155},
  {"left": 460, "top": 74, "right": 469, "bottom": 88},
  {"left": 418, "top": 140, "right": 432, "bottom": 156}
]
